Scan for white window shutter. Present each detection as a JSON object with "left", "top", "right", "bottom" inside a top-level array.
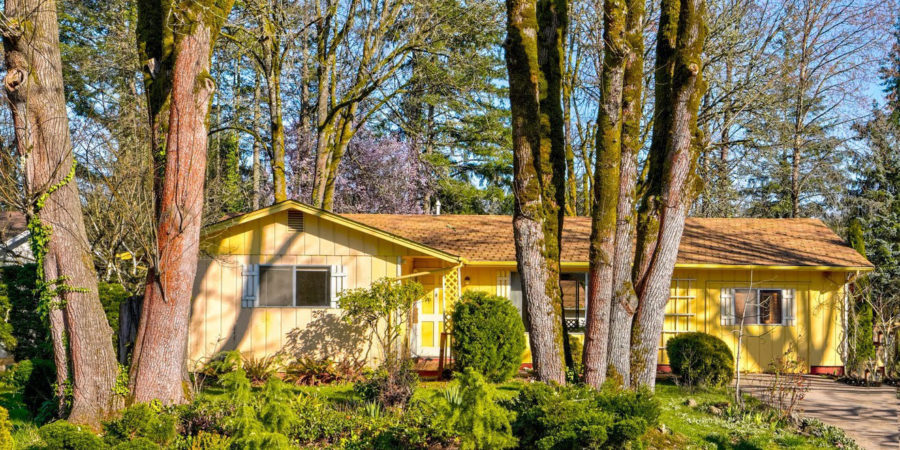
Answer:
[
  {"left": 782, "top": 289, "right": 796, "bottom": 326},
  {"left": 330, "top": 265, "right": 347, "bottom": 308},
  {"left": 241, "top": 264, "right": 258, "bottom": 307},
  {"left": 497, "top": 271, "right": 510, "bottom": 298},
  {"left": 720, "top": 288, "right": 735, "bottom": 326}
]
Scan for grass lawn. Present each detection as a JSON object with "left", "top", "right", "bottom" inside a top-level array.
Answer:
[
  {"left": 649, "top": 381, "right": 844, "bottom": 449},
  {"left": 1, "top": 387, "right": 41, "bottom": 449}
]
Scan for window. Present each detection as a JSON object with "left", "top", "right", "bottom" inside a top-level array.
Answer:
[
  {"left": 722, "top": 288, "right": 795, "bottom": 326},
  {"left": 253, "top": 265, "right": 331, "bottom": 307},
  {"left": 561, "top": 273, "right": 587, "bottom": 330},
  {"left": 510, "top": 272, "right": 588, "bottom": 331}
]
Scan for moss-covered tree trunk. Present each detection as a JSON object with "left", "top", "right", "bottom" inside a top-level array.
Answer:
[
  {"left": 2, "top": 0, "right": 122, "bottom": 426},
  {"left": 630, "top": 0, "right": 706, "bottom": 389},
  {"left": 606, "top": 0, "right": 644, "bottom": 385},
  {"left": 504, "top": 0, "right": 568, "bottom": 384},
  {"left": 267, "top": 64, "right": 287, "bottom": 203},
  {"left": 583, "top": 0, "right": 627, "bottom": 389},
  {"left": 136, "top": 0, "right": 174, "bottom": 221},
  {"left": 130, "top": 0, "right": 235, "bottom": 405}
]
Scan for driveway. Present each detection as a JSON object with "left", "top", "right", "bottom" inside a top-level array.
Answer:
[{"left": 739, "top": 374, "right": 899, "bottom": 449}]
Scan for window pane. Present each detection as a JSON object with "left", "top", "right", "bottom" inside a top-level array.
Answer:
[
  {"left": 759, "top": 290, "right": 782, "bottom": 324},
  {"left": 561, "top": 273, "right": 586, "bottom": 329},
  {"left": 733, "top": 289, "right": 758, "bottom": 325},
  {"left": 296, "top": 267, "right": 330, "bottom": 307},
  {"left": 259, "top": 266, "right": 293, "bottom": 307},
  {"left": 510, "top": 272, "right": 529, "bottom": 332}
]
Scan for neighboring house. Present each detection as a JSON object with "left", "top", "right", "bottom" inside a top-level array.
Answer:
[
  {"left": 191, "top": 200, "right": 873, "bottom": 374},
  {"left": 0, "top": 211, "right": 32, "bottom": 266}
]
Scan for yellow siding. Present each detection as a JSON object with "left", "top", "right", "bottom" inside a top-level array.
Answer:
[
  {"left": 196, "top": 212, "right": 849, "bottom": 373},
  {"left": 457, "top": 266, "right": 847, "bottom": 372},
  {"left": 190, "top": 211, "right": 417, "bottom": 365}
]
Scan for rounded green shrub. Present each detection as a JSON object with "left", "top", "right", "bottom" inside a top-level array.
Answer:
[
  {"left": 103, "top": 403, "right": 176, "bottom": 447},
  {"left": 503, "top": 382, "right": 658, "bottom": 449},
  {"left": 38, "top": 420, "right": 105, "bottom": 449},
  {"left": 666, "top": 332, "right": 734, "bottom": 388},
  {"left": 450, "top": 291, "right": 525, "bottom": 383},
  {"left": 0, "top": 406, "right": 12, "bottom": 450}
]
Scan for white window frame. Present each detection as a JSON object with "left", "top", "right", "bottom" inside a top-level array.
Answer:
[
  {"left": 724, "top": 287, "right": 795, "bottom": 327},
  {"left": 251, "top": 264, "right": 333, "bottom": 308}
]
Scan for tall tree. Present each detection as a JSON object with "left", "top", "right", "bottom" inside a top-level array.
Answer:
[
  {"left": 582, "top": 0, "right": 627, "bottom": 388},
  {"left": 504, "top": 0, "right": 569, "bottom": 383},
  {"left": 630, "top": 0, "right": 707, "bottom": 388},
  {"left": 605, "top": 0, "right": 644, "bottom": 385},
  {"left": 1, "top": 0, "right": 121, "bottom": 425},
  {"left": 130, "top": 0, "right": 235, "bottom": 404},
  {"left": 222, "top": 0, "right": 303, "bottom": 203}
]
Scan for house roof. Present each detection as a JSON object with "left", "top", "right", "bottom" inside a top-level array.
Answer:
[
  {"left": 204, "top": 201, "right": 873, "bottom": 270},
  {"left": 0, "top": 211, "right": 26, "bottom": 241},
  {"left": 343, "top": 214, "right": 873, "bottom": 270}
]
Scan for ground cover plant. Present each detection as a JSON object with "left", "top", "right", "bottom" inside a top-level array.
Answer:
[{"left": 1, "top": 364, "right": 862, "bottom": 449}]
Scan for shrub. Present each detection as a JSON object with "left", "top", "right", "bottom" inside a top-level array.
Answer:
[
  {"left": 666, "top": 332, "right": 734, "bottom": 388},
  {"left": 283, "top": 356, "right": 362, "bottom": 385},
  {"left": 220, "top": 367, "right": 298, "bottom": 449},
  {"left": 433, "top": 368, "right": 516, "bottom": 449},
  {"left": 176, "top": 398, "right": 233, "bottom": 437},
  {"left": 23, "top": 358, "right": 58, "bottom": 422},
  {"left": 1, "top": 264, "right": 47, "bottom": 362},
  {"left": 38, "top": 420, "right": 105, "bottom": 450},
  {"left": 0, "top": 407, "right": 12, "bottom": 450},
  {"left": 241, "top": 354, "right": 280, "bottom": 386},
  {"left": 450, "top": 291, "right": 525, "bottom": 382},
  {"left": 355, "top": 359, "right": 418, "bottom": 408},
  {"left": 103, "top": 403, "right": 176, "bottom": 447},
  {"left": 504, "top": 382, "right": 658, "bottom": 449},
  {"left": 0, "top": 359, "right": 33, "bottom": 390},
  {"left": 111, "top": 437, "right": 159, "bottom": 450}
]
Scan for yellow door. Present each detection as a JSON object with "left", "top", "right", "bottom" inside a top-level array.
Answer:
[{"left": 416, "top": 275, "right": 444, "bottom": 357}]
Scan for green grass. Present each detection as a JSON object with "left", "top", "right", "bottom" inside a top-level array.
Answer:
[
  {"left": 651, "top": 381, "right": 838, "bottom": 449},
  {"left": 0, "top": 387, "right": 41, "bottom": 449}
]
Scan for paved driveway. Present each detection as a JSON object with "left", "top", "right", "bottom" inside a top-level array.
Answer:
[{"left": 739, "top": 375, "right": 898, "bottom": 449}]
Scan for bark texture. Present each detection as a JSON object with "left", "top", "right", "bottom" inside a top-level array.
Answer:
[
  {"left": 583, "top": 0, "right": 627, "bottom": 388},
  {"left": 605, "top": 0, "right": 644, "bottom": 385},
  {"left": 2, "top": 0, "right": 121, "bottom": 425},
  {"left": 504, "top": 0, "right": 568, "bottom": 384},
  {"left": 130, "top": 0, "right": 234, "bottom": 404},
  {"left": 630, "top": 0, "right": 706, "bottom": 389}
]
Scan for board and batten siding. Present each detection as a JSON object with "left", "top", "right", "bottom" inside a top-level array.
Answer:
[
  {"left": 189, "top": 211, "right": 420, "bottom": 365},
  {"left": 458, "top": 266, "right": 847, "bottom": 373}
]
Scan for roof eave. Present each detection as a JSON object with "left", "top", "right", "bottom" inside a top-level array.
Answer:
[{"left": 462, "top": 260, "right": 874, "bottom": 271}]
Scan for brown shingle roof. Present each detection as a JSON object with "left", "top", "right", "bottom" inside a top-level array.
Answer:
[
  {"left": 343, "top": 214, "right": 872, "bottom": 268},
  {"left": 0, "top": 211, "right": 26, "bottom": 241}
]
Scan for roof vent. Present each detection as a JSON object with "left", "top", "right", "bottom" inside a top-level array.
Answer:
[{"left": 287, "top": 211, "right": 304, "bottom": 232}]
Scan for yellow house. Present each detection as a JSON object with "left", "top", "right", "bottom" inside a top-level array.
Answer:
[{"left": 191, "top": 200, "right": 873, "bottom": 374}]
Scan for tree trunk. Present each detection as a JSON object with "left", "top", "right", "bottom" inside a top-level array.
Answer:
[
  {"left": 630, "top": 0, "right": 706, "bottom": 389},
  {"left": 605, "top": 0, "right": 644, "bottom": 385},
  {"left": 2, "top": 0, "right": 122, "bottom": 426},
  {"left": 252, "top": 80, "right": 262, "bottom": 210},
  {"left": 130, "top": 0, "right": 234, "bottom": 404},
  {"left": 504, "top": 0, "right": 568, "bottom": 384},
  {"left": 322, "top": 105, "right": 358, "bottom": 211},
  {"left": 312, "top": 47, "right": 336, "bottom": 207},
  {"left": 583, "top": 0, "right": 627, "bottom": 389},
  {"left": 136, "top": 0, "right": 174, "bottom": 221},
  {"left": 267, "top": 60, "right": 287, "bottom": 203}
]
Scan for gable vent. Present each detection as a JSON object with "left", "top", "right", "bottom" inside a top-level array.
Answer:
[{"left": 287, "top": 211, "right": 304, "bottom": 232}]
